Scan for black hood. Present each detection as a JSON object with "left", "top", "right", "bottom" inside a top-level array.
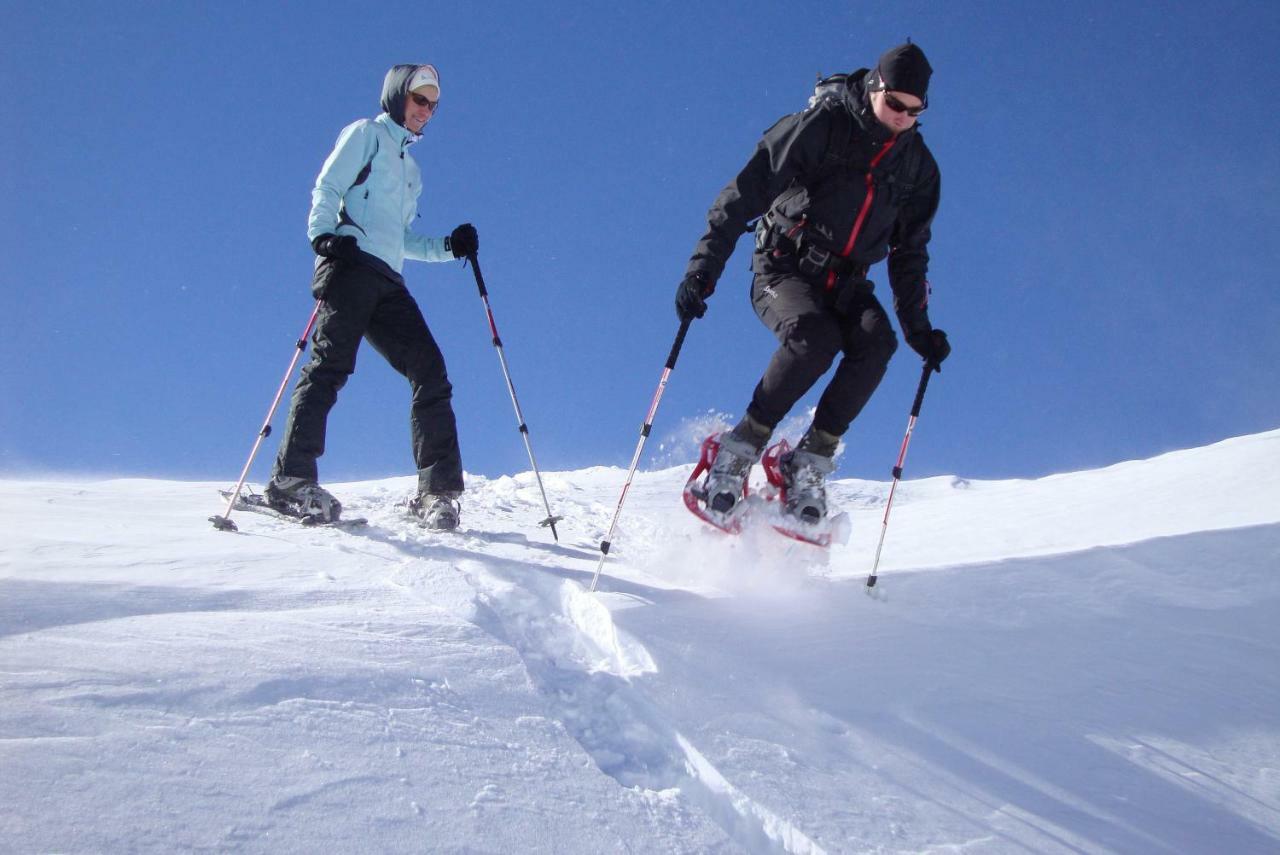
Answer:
[
  {"left": 845, "top": 69, "right": 882, "bottom": 132},
  {"left": 847, "top": 67, "right": 874, "bottom": 111},
  {"left": 380, "top": 64, "right": 420, "bottom": 127},
  {"left": 846, "top": 66, "right": 919, "bottom": 141}
]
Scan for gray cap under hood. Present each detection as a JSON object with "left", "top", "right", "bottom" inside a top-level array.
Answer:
[{"left": 380, "top": 64, "right": 423, "bottom": 128}]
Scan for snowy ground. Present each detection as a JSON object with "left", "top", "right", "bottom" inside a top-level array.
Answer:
[{"left": 2, "top": 430, "right": 1279, "bottom": 853}]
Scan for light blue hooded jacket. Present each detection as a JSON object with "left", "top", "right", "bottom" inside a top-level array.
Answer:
[{"left": 307, "top": 66, "right": 452, "bottom": 275}]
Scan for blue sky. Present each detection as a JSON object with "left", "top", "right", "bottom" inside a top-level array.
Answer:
[{"left": 3, "top": 1, "right": 1278, "bottom": 487}]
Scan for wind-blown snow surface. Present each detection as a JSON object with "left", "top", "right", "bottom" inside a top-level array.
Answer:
[{"left": 3, "top": 430, "right": 1280, "bottom": 853}]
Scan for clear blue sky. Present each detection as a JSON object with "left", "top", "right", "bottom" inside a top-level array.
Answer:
[{"left": 3, "top": 0, "right": 1278, "bottom": 486}]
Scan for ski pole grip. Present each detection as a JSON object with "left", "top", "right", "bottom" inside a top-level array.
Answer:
[
  {"left": 468, "top": 253, "right": 488, "bottom": 297},
  {"left": 667, "top": 318, "right": 692, "bottom": 370},
  {"left": 911, "top": 362, "right": 932, "bottom": 417}
]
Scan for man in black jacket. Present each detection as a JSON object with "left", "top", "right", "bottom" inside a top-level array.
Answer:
[{"left": 676, "top": 42, "right": 951, "bottom": 525}]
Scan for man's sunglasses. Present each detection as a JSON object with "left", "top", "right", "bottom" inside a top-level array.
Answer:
[
  {"left": 409, "top": 92, "right": 439, "bottom": 111},
  {"left": 882, "top": 91, "right": 926, "bottom": 117}
]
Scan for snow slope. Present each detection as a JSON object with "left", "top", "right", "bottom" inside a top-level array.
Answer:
[{"left": 2, "top": 429, "right": 1279, "bottom": 853}]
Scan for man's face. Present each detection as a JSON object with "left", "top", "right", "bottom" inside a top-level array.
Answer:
[
  {"left": 870, "top": 88, "right": 924, "bottom": 136},
  {"left": 403, "top": 85, "right": 438, "bottom": 133}
]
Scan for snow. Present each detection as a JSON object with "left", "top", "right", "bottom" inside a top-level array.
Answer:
[{"left": 3, "top": 429, "right": 1280, "bottom": 853}]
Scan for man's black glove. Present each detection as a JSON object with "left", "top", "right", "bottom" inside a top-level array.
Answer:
[
  {"left": 675, "top": 271, "right": 714, "bottom": 321},
  {"left": 447, "top": 223, "right": 478, "bottom": 259},
  {"left": 906, "top": 328, "right": 952, "bottom": 371},
  {"left": 312, "top": 233, "right": 360, "bottom": 262}
]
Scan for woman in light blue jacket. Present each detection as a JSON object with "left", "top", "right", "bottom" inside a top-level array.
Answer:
[{"left": 268, "top": 63, "right": 477, "bottom": 530}]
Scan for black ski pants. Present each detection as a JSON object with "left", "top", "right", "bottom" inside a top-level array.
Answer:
[
  {"left": 272, "top": 258, "right": 464, "bottom": 494},
  {"left": 746, "top": 271, "right": 898, "bottom": 438}
]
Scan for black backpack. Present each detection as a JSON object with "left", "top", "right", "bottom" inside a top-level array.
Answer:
[
  {"left": 751, "top": 71, "right": 925, "bottom": 274},
  {"left": 748, "top": 73, "right": 858, "bottom": 244}
]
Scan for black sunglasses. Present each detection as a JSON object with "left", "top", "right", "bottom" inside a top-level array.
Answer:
[
  {"left": 882, "top": 90, "right": 926, "bottom": 117},
  {"left": 409, "top": 92, "right": 438, "bottom": 111}
]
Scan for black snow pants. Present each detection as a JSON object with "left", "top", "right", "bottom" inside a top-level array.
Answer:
[
  {"left": 746, "top": 270, "right": 898, "bottom": 438},
  {"left": 272, "top": 257, "right": 464, "bottom": 494}
]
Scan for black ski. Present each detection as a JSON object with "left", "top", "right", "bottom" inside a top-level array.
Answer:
[{"left": 215, "top": 489, "right": 369, "bottom": 529}]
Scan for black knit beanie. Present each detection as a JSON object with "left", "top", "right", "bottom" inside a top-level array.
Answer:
[{"left": 875, "top": 43, "right": 932, "bottom": 99}]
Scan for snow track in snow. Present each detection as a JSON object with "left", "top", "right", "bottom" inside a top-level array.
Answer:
[
  {"left": 390, "top": 538, "right": 827, "bottom": 853},
  {"left": 335, "top": 468, "right": 829, "bottom": 852}
]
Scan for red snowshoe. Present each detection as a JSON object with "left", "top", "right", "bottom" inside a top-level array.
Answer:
[
  {"left": 683, "top": 433, "right": 753, "bottom": 534},
  {"left": 761, "top": 440, "right": 847, "bottom": 548},
  {"left": 684, "top": 434, "right": 849, "bottom": 548}
]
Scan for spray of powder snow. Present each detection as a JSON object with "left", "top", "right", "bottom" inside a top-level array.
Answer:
[
  {"left": 631, "top": 407, "right": 844, "bottom": 599},
  {"left": 647, "top": 409, "right": 734, "bottom": 469},
  {"left": 648, "top": 406, "right": 844, "bottom": 468},
  {"left": 648, "top": 523, "right": 834, "bottom": 604}
]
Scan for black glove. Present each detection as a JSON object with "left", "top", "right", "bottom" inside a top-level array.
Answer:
[
  {"left": 906, "top": 328, "right": 951, "bottom": 371},
  {"left": 447, "top": 223, "right": 478, "bottom": 258},
  {"left": 675, "top": 271, "right": 714, "bottom": 321},
  {"left": 312, "top": 233, "right": 360, "bottom": 262}
]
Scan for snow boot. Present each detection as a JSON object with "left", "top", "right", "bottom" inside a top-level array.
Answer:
[
  {"left": 704, "top": 416, "right": 771, "bottom": 515},
  {"left": 797, "top": 426, "right": 840, "bottom": 459},
  {"left": 778, "top": 447, "right": 836, "bottom": 525},
  {"left": 411, "top": 492, "right": 461, "bottom": 531},
  {"left": 264, "top": 476, "right": 342, "bottom": 523}
]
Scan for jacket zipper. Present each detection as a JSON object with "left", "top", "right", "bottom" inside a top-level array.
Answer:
[
  {"left": 827, "top": 138, "right": 896, "bottom": 290},
  {"left": 399, "top": 140, "right": 409, "bottom": 262}
]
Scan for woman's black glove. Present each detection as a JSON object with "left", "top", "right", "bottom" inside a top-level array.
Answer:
[
  {"left": 447, "top": 223, "right": 479, "bottom": 258},
  {"left": 312, "top": 233, "right": 360, "bottom": 261}
]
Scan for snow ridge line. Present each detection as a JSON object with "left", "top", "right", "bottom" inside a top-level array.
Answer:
[{"left": 451, "top": 558, "right": 827, "bottom": 855}]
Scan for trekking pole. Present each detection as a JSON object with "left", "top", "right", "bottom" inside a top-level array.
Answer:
[
  {"left": 866, "top": 360, "right": 937, "bottom": 591},
  {"left": 590, "top": 318, "right": 692, "bottom": 593},
  {"left": 210, "top": 300, "right": 322, "bottom": 531},
  {"left": 467, "top": 253, "right": 564, "bottom": 540}
]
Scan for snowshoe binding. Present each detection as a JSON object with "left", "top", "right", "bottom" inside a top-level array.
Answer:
[
  {"left": 411, "top": 492, "right": 461, "bottom": 531},
  {"left": 762, "top": 441, "right": 844, "bottom": 547},
  {"left": 218, "top": 487, "right": 366, "bottom": 529},
  {"left": 264, "top": 476, "right": 343, "bottom": 524},
  {"left": 683, "top": 432, "right": 763, "bottom": 533}
]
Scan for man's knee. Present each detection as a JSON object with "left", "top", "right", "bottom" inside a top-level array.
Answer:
[
  {"left": 783, "top": 312, "right": 844, "bottom": 365},
  {"left": 848, "top": 318, "right": 899, "bottom": 367},
  {"left": 876, "top": 327, "right": 899, "bottom": 363}
]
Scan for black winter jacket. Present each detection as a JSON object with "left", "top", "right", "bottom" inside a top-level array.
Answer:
[{"left": 686, "top": 70, "right": 940, "bottom": 332}]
